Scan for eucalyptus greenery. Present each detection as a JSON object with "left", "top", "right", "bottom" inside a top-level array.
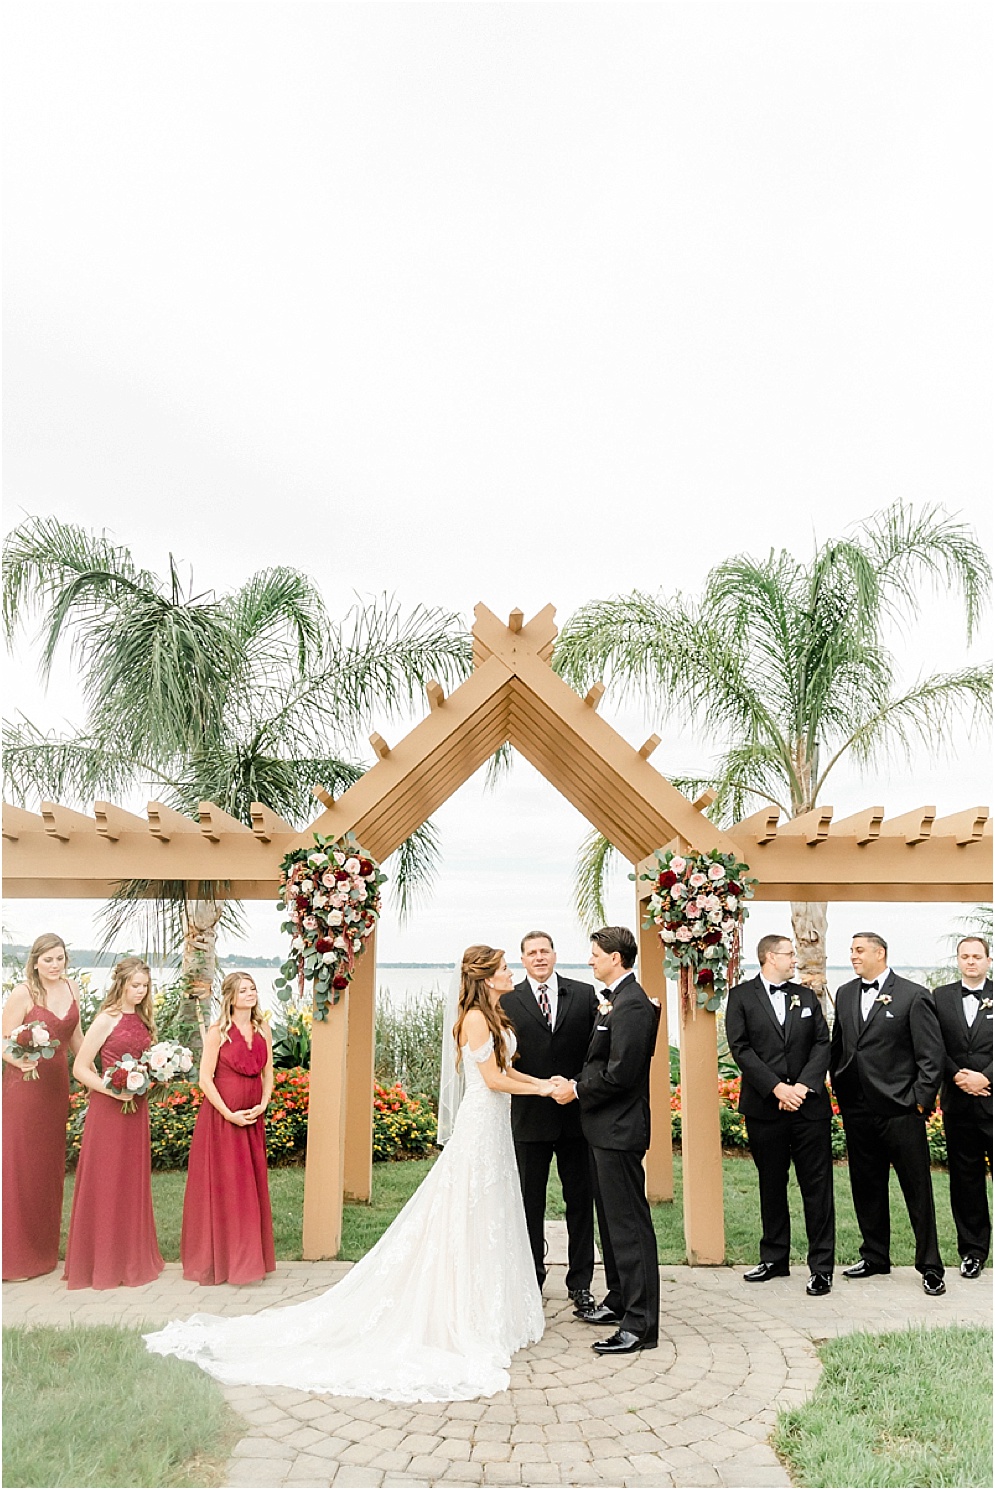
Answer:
[{"left": 555, "top": 502, "right": 992, "bottom": 1000}]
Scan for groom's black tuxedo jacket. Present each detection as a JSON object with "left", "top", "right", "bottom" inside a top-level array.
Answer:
[
  {"left": 501, "top": 975, "right": 599, "bottom": 1142},
  {"left": 576, "top": 973, "right": 660, "bottom": 1153},
  {"left": 725, "top": 976, "right": 832, "bottom": 1121},
  {"left": 934, "top": 978, "right": 993, "bottom": 1120},
  {"left": 830, "top": 970, "right": 944, "bottom": 1117}
]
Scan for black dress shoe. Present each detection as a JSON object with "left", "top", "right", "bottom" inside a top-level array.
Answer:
[
  {"left": 568, "top": 1289, "right": 596, "bottom": 1312},
  {"left": 592, "top": 1329, "right": 650, "bottom": 1355},
  {"left": 743, "top": 1262, "right": 790, "bottom": 1282},
  {"left": 923, "top": 1271, "right": 946, "bottom": 1296},
  {"left": 574, "top": 1303, "right": 622, "bottom": 1325},
  {"left": 842, "top": 1260, "right": 890, "bottom": 1279},
  {"left": 806, "top": 1273, "right": 833, "bottom": 1296},
  {"left": 960, "top": 1257, "right": 983, "bottom": 1280}
]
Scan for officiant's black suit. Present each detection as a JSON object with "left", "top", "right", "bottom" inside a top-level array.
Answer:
[
  {"left": 576, "top": 973, "right": 661, "bottom": 1345},
  {"left": 934, "top": 978, "right": 993, "bottom": 1265},
  {"left": 830, "top": 970, "right": 945, "bottom": 1274},
  {"left": 501, "top": 975, "right": 600, "bottom": 1292},
  {"left": 725, "top": 976, "right": 835, "bottom": 1275}
]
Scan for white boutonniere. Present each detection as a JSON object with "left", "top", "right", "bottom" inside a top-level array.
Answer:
[
  {"left": 789, "top": 993, "right": 801, "bottom": 1010},
  {"left": 876, "top": 993, "right": 893, "bottom": 1006},
  {"left": 981, "top": 998, "right": 993, "bottom": 1011},
  {"left": 597, "top": 997, "right": 613, "bottom": 1017}
]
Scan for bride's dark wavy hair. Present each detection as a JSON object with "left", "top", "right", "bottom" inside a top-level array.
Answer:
[{"left": 453, "top": 944, "right": 516, "bottom": 1072}]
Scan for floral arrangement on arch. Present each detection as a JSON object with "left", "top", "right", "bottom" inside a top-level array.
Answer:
[
  {"left": 275, "top": 832, "right": 386, "bottom": 1021},
  {"left": 639, "top": 847, "right": 756, "bottom": 1012}
]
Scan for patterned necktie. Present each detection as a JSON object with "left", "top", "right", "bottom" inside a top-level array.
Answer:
[{"left": 536, "top": 983, "right": 552, "bottom": 1027}]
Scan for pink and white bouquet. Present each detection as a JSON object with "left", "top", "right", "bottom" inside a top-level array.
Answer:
[
  {"left": 3, "top": 1020, "right": 60, "bottom": 1080},
  {"left": 638, "top": 847, "right": 757, "bottom": 1011},
  {"left": 102, "top": 1052, "right": 153, "bottom": 1114},
  {"left": 145, "top": 1039, "right": 195, "bottom": 1102},
  {"left": 276, "top": 831, "right": 386, "bottom": 1021}
]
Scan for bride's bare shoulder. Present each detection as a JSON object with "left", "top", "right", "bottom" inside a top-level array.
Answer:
[{"left": 460, "top": 1008, "right": 488, "bottom": 1044}]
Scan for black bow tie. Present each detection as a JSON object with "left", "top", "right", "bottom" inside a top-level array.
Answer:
[
  {"left": 860, "top": 981, "right": 879, "bottom": 994},
  {"left": 962, "top": 985, "right": 985, "bottom": 998},
  {"left": 768, "top": 984, "right": 788, "bottom": 994}
]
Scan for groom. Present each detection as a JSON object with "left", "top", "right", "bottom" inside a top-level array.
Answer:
[{"left": 552, "top": 925, "right": 661, "bottom": 1354}]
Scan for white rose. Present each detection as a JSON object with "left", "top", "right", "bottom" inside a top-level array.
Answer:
[
  {"left": 327, "top": 910, "right": 343, "bottom": 926},
  {"left": 334, "top": 852, "right": 346, "bottom": 866},
  {"left": 344, "top": 856, "right": 361, "bottom": 875},
  {"left": 670, "top": 856, "right": 686, "bottom": 873},
  {"left": 707, "top": 863, "right": 725, "bottom": 880},
  {"left": 300, "top": 879, "right": 314, "bottom": 894},
  {"left": 726, "top": 896, "right": 738, "bottom": 912},
  {"left": 661, "top": 929, "right": 676, "bottom": 943},
  {"left": 708, "top": 910, "right": 723, "bottom": 924},
  {"left": 292, "top": 936, "right": 305, "bottom": 951},
  {"left": 179, "top": 1053, "right": 193, "bottom": 1072},
  {"left": 334, "top": 935, "right": 347, "bottom": 949},
  {"left": 31, "top": 1026, "right": 49, "bottom": 1047},
  {"left": 312, "top": 893, "right": 327, "bottom": 908},
  {"left": 322, "top": 951, "right": 334, "bottom": 964},
  {"left": 126, "top": 1069, "right": 145, "bottom": 1091}
]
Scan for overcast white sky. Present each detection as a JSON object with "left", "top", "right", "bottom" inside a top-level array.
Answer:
[{"left": 3, "top": 1, "right": 992, "bottom": 972}]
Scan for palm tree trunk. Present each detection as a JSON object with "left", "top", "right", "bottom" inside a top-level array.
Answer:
[
  {"left": 791, "top": 901, "right": 830, "bottom": 1015},
  {"left": 179, "top": 898, "right": 222, "bottom": 1053}
]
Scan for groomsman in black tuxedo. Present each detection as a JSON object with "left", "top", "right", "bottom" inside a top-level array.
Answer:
[
  {"left": 552, "top": 925, "right": 661, "bottom": 1355},
  {"left": 934, "top": 936, "right": 993, "bottom": 1279},
  {"left": 830, "top": 931, "right": 946, "bottom": 1295},
  {"left": 500, "top": 931, "right": 599, "bottom": 1309},
  {"left": 726, "top": 934, "right": 835, "bottom": 1296}
]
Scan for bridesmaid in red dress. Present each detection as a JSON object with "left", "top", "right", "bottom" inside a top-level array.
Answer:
[
  {"left": 64, "top": 957, "right": 164, "bottom": 1290},
  {"left": 2, "top": 933, "right": 82, "bottom": 1280},
  {"left": 181, "top": 971, "right": 275, "bottom": 1285}
]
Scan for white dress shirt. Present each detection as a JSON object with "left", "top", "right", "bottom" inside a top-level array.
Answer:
[
  {"left": 860, "top": 968, "right": 892, "bottom": 1021},
  {"left": 528, "top": 971, "right": 559, "bottom": 1030},
  {"left": 961, "top": 982, "right": 986, "bottom": 1027},
  {"left": 761, "top": 975, "right": 786, "bottom": 1026}
]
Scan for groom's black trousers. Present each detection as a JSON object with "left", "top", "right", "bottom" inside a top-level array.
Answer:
[
  {"left": 514, "top": 1136, "right": 595, "bottom": 1293},
  {"left": 590, "top": 1145, "right": 659, "bottom": 1343}
]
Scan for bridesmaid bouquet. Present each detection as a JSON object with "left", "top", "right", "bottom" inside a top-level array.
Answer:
[
  {"left": 3, "top": 1020, "right": 61, "bottom": 1079},
  {"left": 145, "top": 1040, "right": 195, "bottom": 1103},
  {"left": 102, "top": 1052, "right": 153, "bottom": 1114}
]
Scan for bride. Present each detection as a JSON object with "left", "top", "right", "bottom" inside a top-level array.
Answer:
[{"left": 145, "top": 945, "right": 558, "bottom": 1402}]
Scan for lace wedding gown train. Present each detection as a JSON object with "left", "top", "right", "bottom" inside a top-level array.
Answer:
[{"left": 145, "top": 1034, "right": 544, "bottom": 1402}]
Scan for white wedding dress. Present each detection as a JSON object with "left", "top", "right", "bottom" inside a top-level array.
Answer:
[{"left": 144, "top": 1033, "right": 543, "bottom": 1402}]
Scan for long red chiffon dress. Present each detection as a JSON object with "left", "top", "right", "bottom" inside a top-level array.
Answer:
[
  {"left": 2, "top": 999, "right": 79, "bottom": 1279},
  {"left": 181, "top": 1023, "right": 275, "bottom": 1285},
  {"left": 63, "top": 1012, "right": 164, "bottom": 1290}
]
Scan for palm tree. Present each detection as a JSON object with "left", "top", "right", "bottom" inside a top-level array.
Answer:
[
  {"left": 3, "top": 516, "right": 471, "bottom": 1028},
  {"left": 554, "top": 502, "right": 992, "bottom": 1004}
]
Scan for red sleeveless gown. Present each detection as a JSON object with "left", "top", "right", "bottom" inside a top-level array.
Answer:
[
  {"left": 181, "top": 1023, "right": 275, "bottom": 1285},
  {"left": 2, "top": 1000, "right": 79, "bottom": 1279},
  {"left": 63, "top": 1013, "right": 164, "bottom": 1290}
]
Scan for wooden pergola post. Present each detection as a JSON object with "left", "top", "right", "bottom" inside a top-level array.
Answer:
[
  {"left": 343, "top": 929, "right": 377, "bottom": 1204},
  {"left": 639, "top": 896, "right": 673, "bottom": 1204},
  {"left": 302, "top": 990, "right": 350, "bottom": 1259}
]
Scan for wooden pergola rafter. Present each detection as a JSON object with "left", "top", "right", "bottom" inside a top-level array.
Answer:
[{"left": 3, "top": 604, "right": 991, "bottom": 1263}]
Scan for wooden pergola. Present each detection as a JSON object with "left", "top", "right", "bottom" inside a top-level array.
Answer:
[{"left": 3, "top": 604, "right": 991, "bottom": 1263}]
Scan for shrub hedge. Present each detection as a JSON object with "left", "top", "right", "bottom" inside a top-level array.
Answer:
[
  {"left": 65, "top": 1069, "right": 437, "bottom": 1170},
  {"left": 670, "top": 1074, "right": 951, "bottom": 1166}
]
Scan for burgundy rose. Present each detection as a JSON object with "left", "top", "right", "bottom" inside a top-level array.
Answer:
[
  {"left": 658, "top": 870, "right": 678, "bottom": 889},
  {"left": 334, "top": 869, "right": 349, "bottom": 882},
  {"left": 704, "top": 930, "right": 723, "bottom": 946},
  {"left": 726, "top": 882, "right": 741, "bottom": 896},
  {"left": 332, "top": 974, "right": 349, "bottom": 991},
  {"left": 15, "top": 1027, "right": 34, "bottom": 1047},
  {"left": 316, "top": 937, "right": 333, "bottom": 954},
  {"left": 358, "top": 858, "right": 373, "bottom": 877},
  {"left": 110, "top": 1066, "right": 129, "bottom": 1090},
  {"left": 696, "top": 968, "right": 715, "bottom": 984},
  {"left": 295, "top": 895, "right": 309, "bottom": 912}
]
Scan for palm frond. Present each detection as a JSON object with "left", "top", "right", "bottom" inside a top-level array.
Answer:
[
  {"left": 573, "top": 829, "right": 621, "bottom": 930},
  {"left": 3, "top": 515, "right": 152, "bottom": 646},
  {"left": 484, "top": 743, "right": 514, "bottom": 790},
  {"left": 387, "top": 820, "right": 442, "bottom": 923},
  {"left": 94, "top": 880, "right": 246, "bottom": 964},
  {"left": 221, "top": 567, "right": 327, "bottom": 678},
  {"left": 1, "top": 717, "right": 160, "bottom": 806},
  {"left": 858, "top": 501, "right": 992, "bottom": 642}
]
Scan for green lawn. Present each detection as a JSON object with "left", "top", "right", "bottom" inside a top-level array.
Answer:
[
  {"left": 2, "top": 1325, "right": 241, "bottom": 1488},
  {"left": 773, "top": 1324, "right": 993, "bottom": 1487},
  {"left": 60, "top": 1154, "right": 975, "bottom": 1266}
]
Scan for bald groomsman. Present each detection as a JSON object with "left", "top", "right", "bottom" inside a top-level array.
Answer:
[
  {"left": 934, "top": 936, "right": 993, "bottom": 1278},
  {"left": 831, "top": 931, "right": 946, "bottom": 1295}
]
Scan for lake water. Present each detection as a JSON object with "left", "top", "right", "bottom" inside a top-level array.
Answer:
[{"left": 5, "top": 961, "right": 908, "bottom": 1046}]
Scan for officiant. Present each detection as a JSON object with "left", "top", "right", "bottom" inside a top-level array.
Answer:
[{"left": 501, "top": 931, "right": 600, "bottom": 1310}]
